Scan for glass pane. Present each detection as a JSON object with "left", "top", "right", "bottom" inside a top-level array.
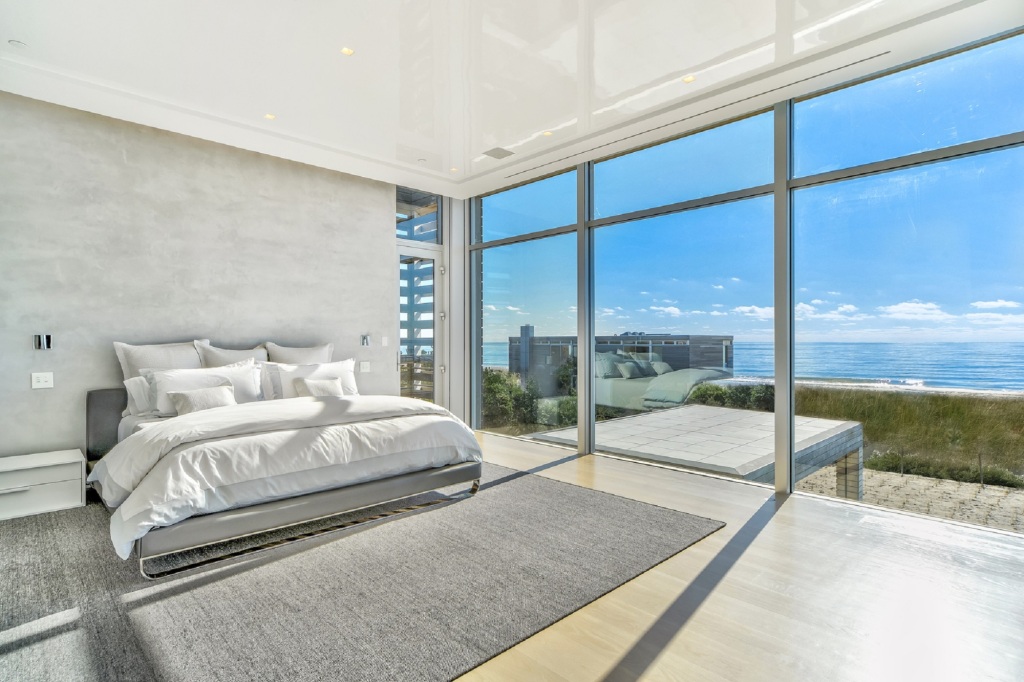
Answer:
[
  {"left": 576, "top": 197, "right": 775, "bottom": 481},
  {"left": 593, "top": 112, "right": 773, "bottom": 218},
  {"left": 396, "top": 187, "right": 440, "bottom": 243},
  {"left": 479, "top": 171, "right": 576, "bottom": 242},
  {"left": 477, "top": 234, "right": 577, "bottom": 435},
  {"left": 794, "top": 33, "right": 1024, "bottom": 177},
  {"left": 399, "top": 256, "right": 434, "bottom": 401},
  {"left": 794, "top": 147, "right": 1024, "bottom": 533}
]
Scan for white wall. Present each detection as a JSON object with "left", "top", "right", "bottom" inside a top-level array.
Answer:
[{"left": 0, "top": 92, "right": 398, "bottom": 458}]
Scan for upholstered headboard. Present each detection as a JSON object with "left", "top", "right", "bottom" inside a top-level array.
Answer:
[{"left": 86, "top": 388, "right": 127, "bottom": 461}]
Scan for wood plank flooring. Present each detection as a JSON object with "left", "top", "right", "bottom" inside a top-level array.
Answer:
[{"left": 458, "top": 433, "right": 1024, "bottom": 682}]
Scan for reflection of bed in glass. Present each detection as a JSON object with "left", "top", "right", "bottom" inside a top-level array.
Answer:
[{"left": 508, "top": 327, "right": 734, "bottom": 411}]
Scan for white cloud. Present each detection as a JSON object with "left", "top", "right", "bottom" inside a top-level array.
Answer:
[
  {"left": 730, "top": 277, "right": 741, "bottom": 282},
  {"left": 712, "top": 285, "right": 724, "bottom": 290},
  {"left": 732, "top": 305, "right": 774, "bottom": 320},
  {"left": 599, "top": 307, "right": 617, "bottom": 316},
  {"left": 709, "top": 311, "right": 728, "bottom": 316},
  {"left": 799, "top": 288, "right": 808, "bottom": 292},
  {"left": 712, "top": 304, "right": 724, "bottom": 308},
  {"left": 568, "top": 305, "right": 577, "bottom": 312},
  {"left": 639, "top": 291, "right": 650, "bottom": 295},
  {"left": 810, "top": 299, "right": 827, "bottom": 305},
  {"left": 970, "top": 300, "right": 1021, "bottom": 309},
  {"left": 965, "top": 312, "right": 1024, "bottom": 325},
  {"left": 689, "top": 310, "right": 706, "bottom": 315},
  {"left": 795, "top": 302, "right": 817, "bottom": 317},
  {"left": 836, "top": 304, "right": 859, "bottom": 313},
  {"left": 649, "top": 305, "right": 683, "bottom": 317},
  {"left": 876, "top": 300, "right": 954, "bottom": 321},
  {"left": 827, "top": 291, "right": 842, "bottom": 296},
  {"left": 484, "top": 305, "right": 498, "bottom": 311},
  {"left": 505, "top": 306, "right": 521, "bottom": 312},
  {"left": 660, "top": 299, "right": 677, "bottom": 304}
]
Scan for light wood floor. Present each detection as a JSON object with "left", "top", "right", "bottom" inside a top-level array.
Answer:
[{"left": 458, "top": 433, "right": 1024, "bottom": 682}]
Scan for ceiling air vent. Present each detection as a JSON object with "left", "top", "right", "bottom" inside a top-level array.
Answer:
[{"left": 482, "top": 147, "right": 515, "bottom": 160}]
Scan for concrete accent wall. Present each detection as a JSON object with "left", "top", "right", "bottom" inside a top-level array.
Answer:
[{"left": 0, "top": 92, "right": 398, "bottom": 458}]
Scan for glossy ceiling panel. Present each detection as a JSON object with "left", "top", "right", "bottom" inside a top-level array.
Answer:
[{"left": 0, "top": 0, "right": 1020, "bottom": 197}]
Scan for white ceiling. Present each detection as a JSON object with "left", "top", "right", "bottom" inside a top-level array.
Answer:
[{"left": 1, "top": 0, "right": 1021, "bottom": 199}]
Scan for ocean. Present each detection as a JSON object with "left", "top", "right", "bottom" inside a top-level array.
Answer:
[{"left": 483, "top": 341, "right": 1024, "bottom": 392}]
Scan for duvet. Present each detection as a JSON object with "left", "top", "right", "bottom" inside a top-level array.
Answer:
[{"left": 88, "top": 395, "right": 483, "bottom": 559}]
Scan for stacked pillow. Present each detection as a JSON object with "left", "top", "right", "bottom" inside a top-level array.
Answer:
[{"left": 115, "top": 339, "right": 355, "bottom": 417}]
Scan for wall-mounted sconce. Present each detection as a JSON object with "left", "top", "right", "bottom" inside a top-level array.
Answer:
[
  {"left": 360, "top": 334, "right": 371, "bottom": 347},
  {"left": 34, "top": 334, "right": 52, "bottom": 350}
]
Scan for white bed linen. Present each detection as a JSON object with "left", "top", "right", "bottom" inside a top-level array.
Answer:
[
  {"left": 117, "top": 415, "right": 169, "bottom": 442},
  {"left": 90, "top": 395, "right": 482, "bottom": 559}
]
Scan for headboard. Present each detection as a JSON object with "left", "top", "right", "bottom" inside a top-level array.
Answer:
[{"left": 86, "top": 388, "right": 127, "bottom": 461}]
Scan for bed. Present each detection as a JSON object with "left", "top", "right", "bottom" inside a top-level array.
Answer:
[
  {"left": 86, "top": 388, "right": 482, "bottom": 579},
  {"left": 594, "top": 364, "right": 733, "bottom": 411}
]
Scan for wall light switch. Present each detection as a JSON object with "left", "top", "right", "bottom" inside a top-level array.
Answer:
[
  {"left": 32, "top": 372, "right": 53, "bottom": 389},
  {"left": 381, "top": 336, "right": 388, "bottom": 347},
  {"left": 359, "top": 361, "right": 371, "bottom": 373}
]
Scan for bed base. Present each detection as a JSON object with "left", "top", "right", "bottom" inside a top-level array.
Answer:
[{"left": 137, "top": 461, "right": 482, "bottom": 580}]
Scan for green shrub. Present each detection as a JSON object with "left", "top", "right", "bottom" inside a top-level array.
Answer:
[
  {"left": 688, "top": 382, "right": 774, "bottom": 412},
  {"left": 865, "top": 449, "right": 1024, "bottom": 488},
  {"left": 688, "top": 383, "right": 730, "bottom": 407},
  {"left": 482, "top": 368, "right": 539, "bottom": 427}
]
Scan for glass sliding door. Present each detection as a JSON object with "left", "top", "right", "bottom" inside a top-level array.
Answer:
[{"left": 399, "top": 254, "right": 436, "bottom": 402}]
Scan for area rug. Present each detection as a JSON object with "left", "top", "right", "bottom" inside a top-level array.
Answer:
[{"left": 0, "top": 463, "right": 724, "bottom": 682}]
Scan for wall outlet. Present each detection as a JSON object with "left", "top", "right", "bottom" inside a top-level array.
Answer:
[
  {"left": 31, "top": 372, "right": 54, "bottom": 389},
  {"left": 359, "top": 361, "right": 371, "bottom": 373}
]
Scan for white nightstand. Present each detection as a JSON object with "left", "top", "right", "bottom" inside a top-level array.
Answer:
[{"left": 0, "top": 449, "right": 86, "bottom": 521}]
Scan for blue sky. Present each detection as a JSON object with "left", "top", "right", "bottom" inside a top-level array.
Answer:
[{"left": 480, "top": 34, "right": 1024, "bottom": 344}]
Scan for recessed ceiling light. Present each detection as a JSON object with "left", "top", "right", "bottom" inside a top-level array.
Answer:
[
  {"left": 417, "top": 158, "right": 427, "bottom": 164},
  {"left": 682, "top": 74, "right": 697, "bottom": 84},
  {"left": 264, "top": 113, "right": 276, "bottom": 120},
  {"left": 340, "top": 47, "right": 355, "bottom": 56},
  {"left": 450, "top": 167, "right": 458, "bottom": 172},
  {"left": 542, "top": 131, "right": 553, "bottom": 136},
  {"left": 7, "top": 40, "right": 28, "bottom": 49}
]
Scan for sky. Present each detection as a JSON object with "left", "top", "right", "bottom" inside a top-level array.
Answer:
[{"left": 479, "top": 34, "right": 1024, "bottom": 344}]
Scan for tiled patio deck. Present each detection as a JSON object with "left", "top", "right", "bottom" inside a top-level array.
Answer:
[{"left": 535, "top": 404, "right": 864, "bottom": 497}]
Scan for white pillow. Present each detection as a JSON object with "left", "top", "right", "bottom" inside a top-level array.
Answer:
[
  {"left": 148, "top": 359, "right": 261, "bottom": 417},
  {"left": 261, "top": 360, "right": 357, "bottom": 400},
  {"left": 113, "top": 340, "right": 209, "bottom": 380},
  {"left": 294, "top": 377, "right": 345, "bottom": 397},
  {"left": 266, "top": 342, "right": 334, "bottom": 364},
  {"left": 168, "top": 384, "right": 236, "bottom": 416},
  {"left": 195, "top": 341, "right": 268, "bottom": 367},
  {"left": 651, "top": 361, "right": 674, "bottom": 375},
  {"left": 124, "top": 376, "right": 156, "bottom": 416}
]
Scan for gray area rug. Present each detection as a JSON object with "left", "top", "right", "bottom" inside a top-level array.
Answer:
[{"left": 0, "top": 463, "right": 724, "bottom": 682}]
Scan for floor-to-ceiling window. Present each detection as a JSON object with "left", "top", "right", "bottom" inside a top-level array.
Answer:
[
  {"left": 790, "top": 33, "right": 1024, "bottom": 529},
  {"left": 469, "top": 31, "right": 1024, "bottom": 534},
  {"left": 472, "top": 171, "right": 578, "bottom": 436}
]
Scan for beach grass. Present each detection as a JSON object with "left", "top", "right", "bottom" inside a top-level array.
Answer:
[{"left": 795, "top": 386, "right": 1024, "bottom": 480}]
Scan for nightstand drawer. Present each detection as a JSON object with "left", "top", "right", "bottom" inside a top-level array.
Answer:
[
  {"left": 0, "top": 463, "right": 81, "bottom": 489},
  {"left": 0, "top": 479, "right": 83, "bottom": 521}
]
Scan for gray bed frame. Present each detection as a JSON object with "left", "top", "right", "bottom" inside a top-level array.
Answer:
[{"left": 86, "top": 389, "right": 481, "bottom": 579}]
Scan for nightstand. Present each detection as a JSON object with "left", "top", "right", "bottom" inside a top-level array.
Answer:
[{"left": 0, "top": 449, "right": 86, "bottom": 521}]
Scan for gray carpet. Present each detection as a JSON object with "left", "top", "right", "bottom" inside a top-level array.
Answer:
[{"left": 0, "top": 463, "right": 723, "bottom": 682}]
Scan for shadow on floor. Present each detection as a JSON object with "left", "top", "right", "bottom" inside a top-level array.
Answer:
[{"left": 601, "top": 493, "right": 789, "bottom": 682}]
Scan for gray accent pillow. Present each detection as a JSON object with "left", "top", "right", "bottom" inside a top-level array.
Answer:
[
  {"left": 266, "top": 342, "right": 334, "bottom": 364},
  {"left": 294, "top": 377, "right": 345, "bottom": 397},
  {"left": 618, "top": 362, "right": 643, "bottom": 379},
  {"left": 651, "top": 361, "right": 674, "bottom": 375},
  {"left": 167, "top": 383, "right": 236, "bottom": 416},
  {"left": 195, "top": 341, "right": 269, "bottom": 367},
  {"left": 634, "top": 359, "right": 658, "bottom": 377},
  {"left": 594, "top": 352, "right": 622, "bottom": 378},
  {"left": 114, "top": 340, "right": 209, "bottom": 380}
]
